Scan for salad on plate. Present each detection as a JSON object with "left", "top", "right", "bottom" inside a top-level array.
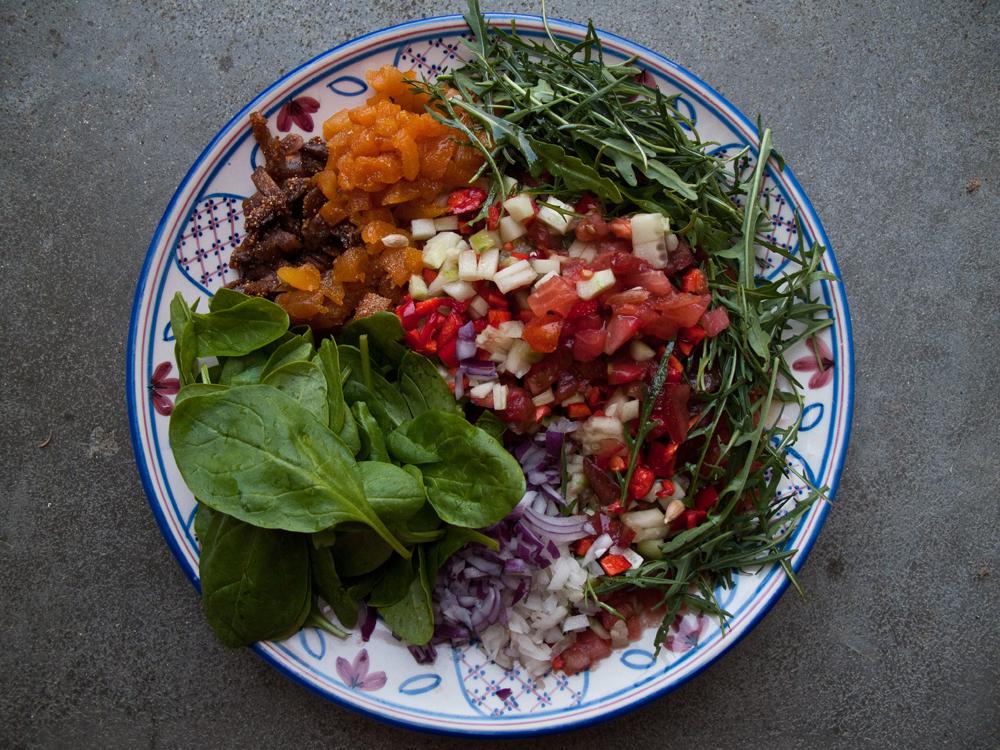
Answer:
[{"left": 167, "top": 0, "right": 832, "bottom": 679}]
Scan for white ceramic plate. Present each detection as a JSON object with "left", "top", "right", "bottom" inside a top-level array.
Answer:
[{"left": 127, "top": 13, "right": 854, "bottom": 736}]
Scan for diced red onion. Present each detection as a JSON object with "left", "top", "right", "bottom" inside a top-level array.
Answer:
[{"left": 463, "top": 360, "right": 497, "bottom": 379}]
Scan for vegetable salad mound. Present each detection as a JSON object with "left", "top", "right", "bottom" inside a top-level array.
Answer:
[{"left": 171, "top": 0, "right": 831, "bottom": 681}]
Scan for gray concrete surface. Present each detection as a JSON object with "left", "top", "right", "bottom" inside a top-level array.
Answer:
[{"left": 1, "top": 0, "right": 997, "bottom": 747}]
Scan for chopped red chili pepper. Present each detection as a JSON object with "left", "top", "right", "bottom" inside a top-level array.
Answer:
[
  {"left": 487, "top": 202, "right": 501, "bottom": 231},
  {"left": 574, "top": 537, "right": 595, "bottom": 556},
  {"left": 627, "top": 466, "right": 655, "bottom": 500},
  {"left": 646, "top": 442, "right": 677, "bottom": 477},
  {"left": 694, "top": 486, "right": 719, "bottom": 511},
  {"left": 599, "top": 554, "right": 632, "bottom": 576},
  {"left": 681, "top": 267, "right": 709, "bottom": 294},
  {"left": 567, "top": 403, "right": 592, "bottom": 419},
  {"left": 487, "top": 309, "right": 512, "bottom": 326},
  {"left": 448, "top": 187, "right": 488, "bottom": 215},
  {"left": 608, "top": 455, "right": 626, "bottom": 472},
  {"left": 534, "top": 404, "right": 552, "bottom": 422}
]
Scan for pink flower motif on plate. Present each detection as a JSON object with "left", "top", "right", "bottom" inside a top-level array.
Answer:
[
  {"left": 336, "top": 648, "right": 387, "bottom": 692},
  {"left": 150, "top": 361, "right": 180, "bottom": 416},
  {"left": 665, "top": 614, "right": 706, "bottom": 654},
  {"left": 792, "top": 335, "right": 835, "bottom": 389},
  {"left": 276, "top": 96, "right": 320, "bottom": 132}
]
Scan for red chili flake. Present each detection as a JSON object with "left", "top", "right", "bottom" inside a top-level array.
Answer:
[
  {"left": 627, "top": 466, "right": 655, "bottom": 500},
  {"left": 599, "top": 554, "right": 632, "bottom": 576}
]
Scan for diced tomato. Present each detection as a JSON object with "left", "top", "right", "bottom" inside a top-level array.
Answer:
[
  {"left": 473, "top": 318, "right": 488, "bottom": 334},
  {"left": 438, "top": 336, "right": 459, "bottom": 368},
  {"left": 567, "top": 402, "right": 592, "bottom": 419},
  {"left": 610, "top": 251, "right": 650, "bottom": 276},
  {"left": 604, "top": 314, "right": 642, "bottom": 355},
  {"left": 480, "top": 288, "right": 508, "bottom": 309},
  {"left": 672, "top": 509, "right": 708, "bottom": 531},
  {"left": 487, "top": 202, "right": 501, "bottom": 231},
  {"left": 566, "top": 299, "right": 599, "bottom": 320},
  {"left": 607, "top": 359, "right": 649, "bottom": 385},
  {"left": 573, "top": 327, "right": 608, "bottom": 362},
  {"left": 625, "top": 270, "right": 675, "bottom": 296},
  {"left": 652, "top": 292, "right": 712, "bottom": 328},
  {"left": 608, "top": 217, "right": 632, "bottom": 240},
  {"left": 554, "top": 372, "right": 581, "bottom": 402},
  {"left": 679, "top": 325, "right": 707, "bottom": 345},
  {"left": 523, "top": 314, "right": 563, "bottom": 354},
  {"left": 646, "top": 441, "right": 677, "bottom": 478},
  {"left": 574, "top": 212, "right": 609, "bottom": 242},
  {"left": 666, "top": 354, "right": 684, "bottom": 384},
  {"left": 700, "top": 307, "right": 731, "bottom": 337},
  {"left": 447, "top": 187, "right": 487, "bottom": 214},
  {"left": 556, "top": 629, "right": 612, "bottom": 675},
  {"left": 487, "top": 309, "right": 512, "bottom": 326},
  {"left": 651, "top": 383, "right": 691, "bottom": 444},
  {"left": 527, "top": 219, "right": 558, "bottom": 251},
  {"left": 599, "top": 554, "right": 631, "bottom": 576},
  {"left": 524, "top": 351, "right": 569, "bottom": 395},
  {"left": 574, "top": 193, "right": 600, "bottom": 214},
  {"left": 605, "top": 287, "right": 651, "bottom": 316},
  {"left": 528, "top": 275, "right": 579, "bottom": 318},
  {"left": 497, "top": 386, "right": 535, "bottom": 428},
  {"left": 534, "top": 404, "right": 552, "bottom": 421},
  {"left": 664, "top": 238, "right": 695, "bottom": 274},
  {"left": 599, "top": 238, "right": 632, "bottom": 255},
  {"left": 681, "top": 267, "right": 708, "bottom": 294},
  {"left": 574, "top": 536, "right": 595, "bottom": 556},
  {"left": 694, "top": 486, "right": 719, "bottom": 511},
  {"left": 565, "top": 312, "right": 604, "bottom": 336}
]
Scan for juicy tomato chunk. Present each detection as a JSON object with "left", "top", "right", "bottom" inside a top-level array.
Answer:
[
  {"left": 651, "top": 383, "right": 692, "bottom": 445},
  {"left": 652, "top": 292, "right": 711, "bottom": 329},
  {"left": 700, "top": 307, "right": 731, "bottom": 337},
  {"left": 604, "top": 314, "right": 642, "bottom": 355},
  {"left": 498, "top": 386, "right": 535, "bottom": 428},
  {"left": 625, "top": 270, "right": 675, "bottom": 296},
  {"left": 523, "top": 313, "right": 564, "bottom": 353},
  {"left": 528, "top": 275, "right": 579, "bottom": 318},
  {"left": 607, "top": 358, "right": 650, "bottom": 385},
  {"left": 573, "top": 327, "right": 608, "bottom": 362}
]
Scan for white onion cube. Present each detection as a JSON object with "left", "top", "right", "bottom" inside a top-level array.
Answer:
[
  {"left": 410, "top": 218, "right": 436, "bottom": 241},
  {"left": 499, "top": 215, "right": 527, "bottom": 242},
  {"left": 494, "top": 259, "right": 537, "bottom": 293},
  {"left": 503, "top": 194, "right": 535, "bottom": 223}
]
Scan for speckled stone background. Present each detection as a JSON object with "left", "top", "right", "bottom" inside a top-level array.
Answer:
[{"left": 1, "top": 0, "right": 997, "bottom": 747}]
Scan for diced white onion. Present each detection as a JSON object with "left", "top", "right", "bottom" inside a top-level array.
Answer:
[
  {"left": 576, "top": 269, "right": 616, "bottom": 300},
  {"left": 427, "top": 268, "right": 456, "bottom": 295},
  {"left": 536, "top": 197, "right": 574, "bottom": 234},
  {"left": 618, "top": 399, "right": 641, "bottom": 423},
  {"left": 503, "top": 340, "right": 536, "bottom": 378},
  {"left": 494, "top": 259, "right": 538, "bottom": 293},
  {"left": 503, "top": 194, "right": 535, "bottom": 223},
  {"left": 497, "top": 320, "right": 524, "bottom": 339},
  {"left": 469, "top": 381, "right": 495, "bottom": 399},
  {"left": 562, "top": 614, "right": 590, "bottom": 633},
  {"left": 499, "top": 215, "right": 527, "bottom": 242},
  {"left": 458, "top": 250, "right": 480, "bottom": 281},
  {"left": 468, "top": 295, "right": 489, "bottom": 318},
  {"left": 408, "top": 274, "right": 429, "bottom": 301},
  {"left": 623, "top": 508, "right": 665, "bottom": 530},
  {"left": 410, "top": 218, "right": 436, "bottom": 240},
  {"left": 629, "top": 339, "right": 656, "bottom": 361},
  {"left": 492, "top": 383, "right": 508, "bottom": 410},
  {"left": 530, "top": 257, "right": 561, "bottom": 275},
  {"left": 531, "top": 389, "right": 555, "bottom": 406},
  {"left": 443, "top": 280, "right": 477, "bottom": 301},
  {"left": 477, "top": 248, "right": 499, "bottom": 279},
  {"left": 434, "top": 215, "right": 459, "bottom": 231}
]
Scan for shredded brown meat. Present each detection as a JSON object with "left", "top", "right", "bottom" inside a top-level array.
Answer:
[{"left": 228, "top": 112, "right": 406, "bottom": 330}]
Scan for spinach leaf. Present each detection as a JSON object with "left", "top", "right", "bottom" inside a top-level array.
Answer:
[
  {"left": 367, "top": 554, "right": 416, "bottom": 608},
  {"left": 398, "top": 350, "right": 459, "bottom": 417},
  {"left": 339, "top": 345, "right": 411, "bottom": 429},
  {"left": 386, "top": 425, "right": 441, "bottom": 465},
  {"left": 339, "top": 312, "right": 408, "bottom": 368},
  {"left": 379, "top": 547, "right": 434, "bottom": 645},
  {"left": 315, "top": 339, "right": 347, "bottom": 433},
  {"left": 169, "top": 384, "right": 408, "bottom": 556},
  {"left": 351, "top": 402, "right": 389, "bottom": 463},
  {"left": 262, "top": 360, "right": 329, "bottom": 424},
  {"left": 175, "top": 382, "right": 227, "bottom": 407},
  {"left": 193, "top": 296, "right": 289, "bottom": 357},
  {"left": 402, "top": 498, "right": 442, "bottom": 533},
  {"left": 475, "top": 410, "right": 507, "bottom": 442},
  {"left": 332, "top": 528, "right": 393, "bottom": 577},
  {"left": 170, "top": 293, "right": 199, "bottom": 386},
  {"left": 393, "top": 411, "right": 525, "bottom": 528},
  {"left": 357, "top": 462, "right": 425, "bottom": 523},
  {"left": 338, "top": 408, "right": 362, "bottom": 456},
  {"left": 195, "top": 504, "right": 312, "bottom": 647},
  {"left": 218, "top": 348, "right": 269, "bottom": 386},
  {"left": 261, "top": 334, "right": 314, "bottom": 380},
  {"left": 208, "top": 288, "right": 250, "bottom": 312},
  {"left": 309, "top": 546, "right": 358, "bottom": 628}
]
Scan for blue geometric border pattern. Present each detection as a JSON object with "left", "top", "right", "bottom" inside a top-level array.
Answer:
[{"left": 172, "top": 192, "right": 245, "bottom": 296}]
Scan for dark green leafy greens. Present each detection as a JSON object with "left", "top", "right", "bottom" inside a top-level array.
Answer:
[{"left": 168, "top": 290, "right": 524, "bottom": 650}]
